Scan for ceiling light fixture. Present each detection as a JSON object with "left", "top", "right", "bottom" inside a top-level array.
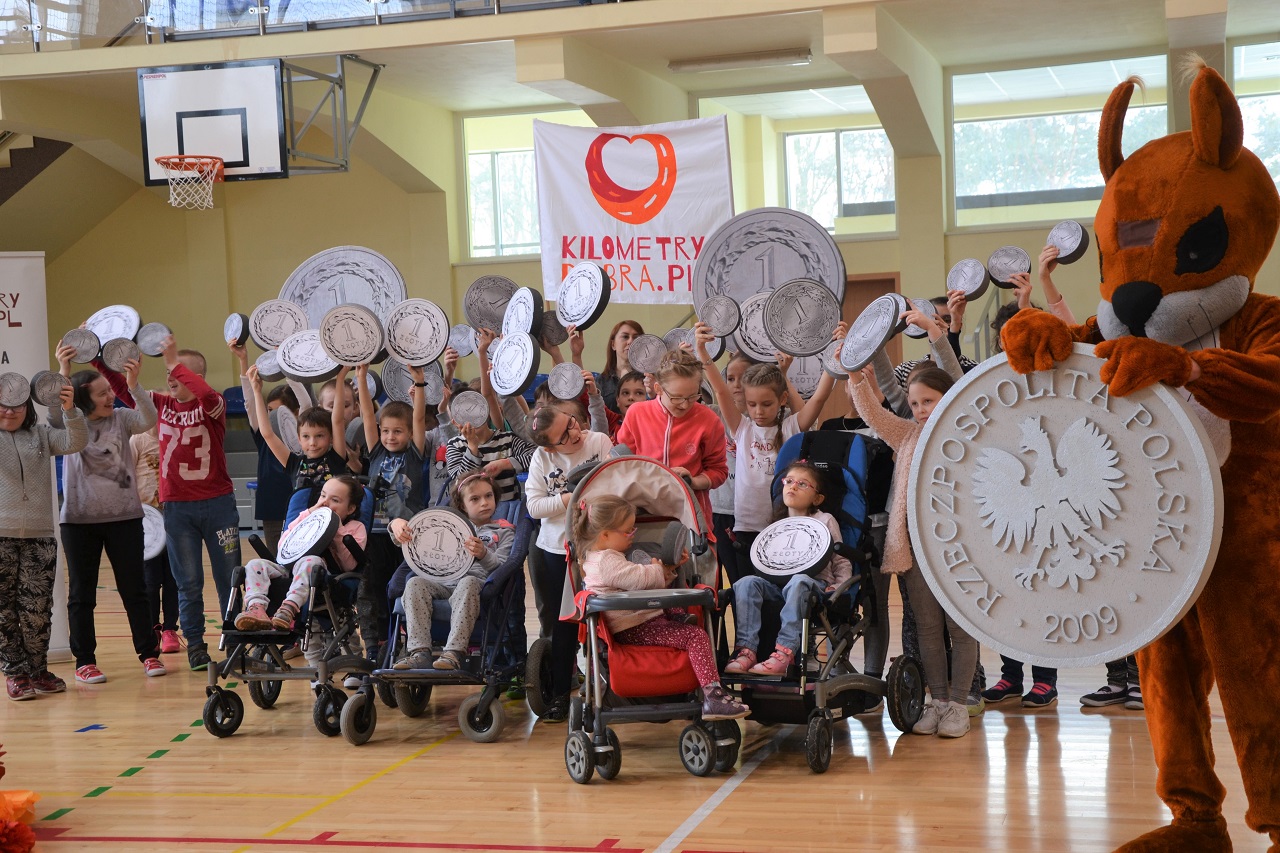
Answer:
[{"left": 668, "top": 48, "right": 813, "bottom": 75}]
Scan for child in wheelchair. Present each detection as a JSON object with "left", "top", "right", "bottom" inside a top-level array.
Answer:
[
  {"left": 391, "top": 471, "right": 515, "bottom": 671},
  {"left": 576, "top": 494, "right": 749, "bottom": 722},
  {"left": 235, "top": 475, "right": 367, "bottom": 634},
  {"left": 725, "top": 460, "right": 852, "bottom": 677}
]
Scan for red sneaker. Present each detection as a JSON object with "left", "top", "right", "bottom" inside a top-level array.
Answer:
[
  {"left": 75, "top": 664, "right": 106, "bottom": 684},
  {"left": 30, "top": 670, "right": 66, "bottom": 694},
  {"left": 747, "top": 645, "right": 795, "bottom": 677},
  {"left": 142, "top": 658, "right": 167, "bottom": 678},
  {"left": 6, "top": 676, "right": 37, "bottom": 701},
  {"left": 160, "top": 630, "right": 182, "bottom": 654}
]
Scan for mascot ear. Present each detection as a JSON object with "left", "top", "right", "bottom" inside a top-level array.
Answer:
[
  {"left": 1189, "top": 62, "right": 1244, "bottom": 169},
  {"left": 1098, "top": 77, "right": 1138, "bottom": 182}
]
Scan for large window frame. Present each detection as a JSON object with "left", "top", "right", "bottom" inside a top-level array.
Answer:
[
  {"left": 466, "top": 147, "right": 539, "bottom": 259},
  {"left": 782, "top": 125, "right": 896, "bottom": 234}
]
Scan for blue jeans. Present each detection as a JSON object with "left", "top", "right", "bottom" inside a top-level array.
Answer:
[
  {"left": 165, "top": 493, "right": 241, "bottom": 643},
  {"left": 732, "top": 574, "right": 825, "bottom": 654}
]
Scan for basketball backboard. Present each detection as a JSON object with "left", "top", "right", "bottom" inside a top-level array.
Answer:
[{"left": 138, "top": 59, "right": 287, "bottom": 185}]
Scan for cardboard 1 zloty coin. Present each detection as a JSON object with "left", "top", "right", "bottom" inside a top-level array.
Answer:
[
  {"left": 420, "top": 362, "right": 446, "bottom": 407},
  {"left": 788, "top": 353, "right": 823, "bottom": 399},
  {"left": 488, "top": 332, "right": 541, "bottom": 398},
  {"left": 278, "top": 329, "right": 340, "bottom": 384},
  {"left": 625, "top": 334, "right": 668, "bottom": 375},
  {"left": 255, "top": 350, "right": 285, "bottom": 383},
  {"left": 734, "top": 292, "right": 777, "bottom": 363},
  {"left": 694, "top": 207, "right": 846, "bottom": 307},
  {"left": 903, "top": 297, "right": 940, "bottom": 340},
  {"left": 320, "top": 303, "right": 384, "bottom": 367},
  {"left": 763, "top": 278, "right": 842, "bottom": 357},
  {"left": 274, "top": 403, "right": 304, "bottom": 457},
  {"left": 136, "top": 322, "right": 172, "bottom": 357},
  {"left": 449, "top": 389, "right": 490, "bottom": 429},
  {"left": 556, "top": 263, "right": 611, "bottom": 330},
  {"left": 250, "top": 300, "right": 309, "bottom": 351},
  {"left": 947, "top": 258, "right": 990, "bottom": 300},
  {"left": 62, "top": 328, "right": 101, "bottom": 364},
  {"left": 663, "top": 327, "right": 694, "bottom": 352},
  {"left": 703, "top": 334, "right": 727, "bottom": 363},
  {"left": 907, "top": 343, "right": 1223, "bottom": 668},
  {"left": 0, "top": 372, "right": 30, "bottom": 408},
  {"left": 224, "top": 313, "right": 250, "bottom": 348},
  {"left": 379, "top": 356, "right": 414, "bottom": 405},
  {"left": 840, "top": 295, "right": 901, "bottom": 373},
  {"left": 448, "top": 324, "right": 476, "bottom": 358},
  {"left": 889, "top": 293, "right": 912, "bottom": 335},
  {"left": 539, "top": 311, "right": 570, "bottom": 347},
  {"left": 85, "top": 305, "right": 141, "bottom": 345},
  {"left": 987, "top": 246, "right": 1032, "bottom": 289},
  {"left": 101, "top": 338, "right": 142, "bottom": 373},
  {"left": 503, "top": 286, "right": 544, "bottom": 338},
  {"left": 384, "top": 299, "right": 449, "bottom": 367},
  {"left": 821, "top": 338, "right": 845, "bottom": 379},
  {"left": 402, "top": 508, "right": 477, "bottom": 585},
  {"left": 279, "top": 246, "right": 407, "bottom": 329},
  {"left": 750, "top": 516, "right": 833, "bottom": 586},
  {"left": 141, "top": 504, "right": 167, "bottom": 561},
  {"left": 464, "top": 275, "right": 518, "bottom": 332},
  {"left": 697, "top": 295, "right": 741, "bottom": 338},
  {"left": 30, "top": 370, "right": 69, "bottom": 408},
  {"left": 277, "top": 506, "right": 339, "bottom": 565},
  {"left": 547, "top": 362, "right": 585, "bottom": 400},
  {"left": 1047, "top": 220, "right": 1091, "bottom": 264}
]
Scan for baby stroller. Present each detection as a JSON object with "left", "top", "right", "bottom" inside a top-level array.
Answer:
[
  {"left": 559, "top": 454, "right": 739, "bottom": 784},
  {"left": 338, "top": 501, "right": 533, "bottom": 745},
  {"left": 201, "top": 489, "right": 374, "bottom": 738},
  {"left": 720, "top": 430, "right": 924, "bottom": 772}
]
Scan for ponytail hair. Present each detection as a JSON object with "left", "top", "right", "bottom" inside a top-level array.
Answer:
[
  {"left": 570, "top": 494, "right": 635, "bottom": 558},
  {"left": 742, "top": 362, "right": 789, "bottom": 452}
]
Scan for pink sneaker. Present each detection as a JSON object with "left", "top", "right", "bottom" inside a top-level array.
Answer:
[
  {"left": 142, "top": 658, "right": 167, "bottom": 678},
  {"left": 723, "top": 648, "right": 757, "bottom": 674},
  {"left": 160, "top": 630, "right": 182, "bottom": 654},
  {"left": 75, "top": 664, "right": 106, "bottom": 684},
  {"left": 747, "top": 646, "right": 795, "bottom": 677},
  {"left": 234, "top": 603, "right": 272, "bottom": 631}
]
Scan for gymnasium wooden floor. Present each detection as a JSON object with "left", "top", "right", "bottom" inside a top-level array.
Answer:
[{"left": 2, "top": 554, "right": 1266, "bottom": 853}]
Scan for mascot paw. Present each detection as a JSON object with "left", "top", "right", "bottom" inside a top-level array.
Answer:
[
  {"left": 1113, "top": 817, "right": 1232, "bottom": 853},
  {"left": 1000, "top": 310, "right": 1074, "bottom": 374},
  {"left": 1095, "top": 337, "right": 1194, "bottom": 396}
]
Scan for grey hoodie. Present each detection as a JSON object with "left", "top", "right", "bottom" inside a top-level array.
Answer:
[{"left": 0, "top": 408, "right": 88, "bottom": 538}]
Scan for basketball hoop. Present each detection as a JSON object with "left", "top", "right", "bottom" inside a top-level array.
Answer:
[{"left": 155, "top": 155, "right": 224, "bottom": 210}]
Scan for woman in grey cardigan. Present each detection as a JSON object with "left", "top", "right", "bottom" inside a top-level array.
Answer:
[
  {"left": 54, "top": 343, "right": 162, "bottom": 685},
  {"left": 0, "top": 380, "right": 86, "bottom": 701}
]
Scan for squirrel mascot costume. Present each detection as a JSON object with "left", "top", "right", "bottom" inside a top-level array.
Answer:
[{"left": 1002, "top": 60, "right": 1280, "bottom": 852}]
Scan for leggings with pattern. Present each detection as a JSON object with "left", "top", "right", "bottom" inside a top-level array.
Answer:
[
  {"left": 0, "top": 537, "right": 57, "bottom": 677},
  {"left": 402, "top": 575, "right": 483, "bottom": 653},
  {"left": 614, "top": 616, "right": 718, "bottom": 687},
  {"left": 243, "top": 555, "right": 326, "bottom": 613}
]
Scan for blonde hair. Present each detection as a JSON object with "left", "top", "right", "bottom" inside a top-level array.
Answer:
[
  {"left": 571, "top": 494, "right": 635, "bottom": 557},
  {"left": 742, "top": 362, "right": 788, "bottom": 452},
  {"left": 656, "top": 346, "right": 702, "bottom": 384}
]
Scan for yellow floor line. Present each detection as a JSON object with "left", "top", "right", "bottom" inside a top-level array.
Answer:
[{"left": 102, "top": 791, "right": 324, "bottom": 799}]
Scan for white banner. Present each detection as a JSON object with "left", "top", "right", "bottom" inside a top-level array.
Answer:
[
  {"left": 535, "top": 116, "right": 734, "bottom": 305},
  {"left": 0, "top": 252, "right": 68, "bottom": 661}
]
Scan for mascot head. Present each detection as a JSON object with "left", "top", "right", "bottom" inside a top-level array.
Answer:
[{"left": 1094, "top": 59, "right": 1280, "bottom": 347}]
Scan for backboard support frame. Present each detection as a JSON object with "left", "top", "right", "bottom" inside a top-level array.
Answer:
[{"left": 282, "top": 54, "right": 383, "bottom": 176}]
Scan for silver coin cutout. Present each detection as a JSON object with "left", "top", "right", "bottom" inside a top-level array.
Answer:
[
  {"left": 763, "top": 278, "right": 841, "bottom": 357},
  {"left": 734, "top": 293, "right": 777, "bottom": 363},
  {"left": 278, "top": 329, "right": 340, "bottom": 382},
  {"left": 750, "top": 516, "right": 833, "bottom": 582},
  {"left": 540, "top": 311, "right": 570, "bottom": 347},
  {"left": 141, "top": 504, "right": 167, "bottom": 561},
  {"left": 821, "top": 338, "right": 846, "bottom": 379},
  {"left": 277, "top": 507, "right": 339, "bottom": 565},
  {"left": 947, "top": 258, "right": 990, "bottom": 300},
  {"left": 489, "top": 333, "right": 540, "bottom": 398},
  {"left": 547, "top": 362, "right": 585, "bottom": 400},
  {"left": 987, "top": 246, "right": 1032, "bottom": 288},
  {"left": 380, "top": 357, "right": 414, "bottom": 405},
  {"left": 698, "top": 295, "right": 741, "bottom": 338},
  {"left": 903, "top": 297, "right": 940, "bottom": 340},
  {"left": 448, "top": 324, "right": 476, "bottom": 358},
  {"left": 840, "top": 295, "right": 901, "bottom": 373},
  {"left": 788, "top": 354, "right": 823, "bottom": 399},
  {"left": 385, "top": 299, "right": 449, "bottom": 367},
  {"left": 663, "top": 328, "right": 694, "bottom": 352},
  {"left": 420, "top": 363, "right": 446, "bottom": 407},
  {"left": 503, "top": 287, "right": 543, "bottom": 338},
  {"left": 250, "top": 300, "right": 309, "bottom": 351},
  {"left": 464, "top": 275, "right": 518, "bottom": 332},
  {"left": 224, "top": 313, "right": 250, "bottom": 347},
  {"left": 63, "top": 328, "right": 101, "bottom": 364},
  {"left": 101, "top": 338, "right": 142, "bottom": 374},
  {"left": 403, "top": 508, "right": 478, "bottom": 584},
  {"left": 0, "top": 372, "right": 30, "bottom": 408},
  {"left": 275, "top": 404, "right": 303, "bottom": 457},
  {"left": 626, "top": 334, "right": 668, "bottom": 375},
  {"left": 449, "top": 389, "right": 490, "bottom": 429},
  {"left": 255, "top": 350, "right": 285, "bottom": 383},
  {"left": 279, "top": 246, "right": 407, "bottom": 329},
  {"left": 557, "top": 263, "right": 609, "bottom": 330},
  {"left": 30, "top": 371, "right": 69, "bottom": 408},
  {"left": 320, "top": 304, "right": 384, "bottom": 367},
  {"left": 1047, "top": 220, "right": 1090, "bottom": 264},
  {"left": 137, "top": 322, "right": 172, "bottom": 357},
  {"left": 85, "top": 305, "right": 141, "bottom": 345}
]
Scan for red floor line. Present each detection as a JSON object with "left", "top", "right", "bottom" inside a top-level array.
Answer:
[{"left": 32, "top": 828, "right": 641, "bottom": 852}]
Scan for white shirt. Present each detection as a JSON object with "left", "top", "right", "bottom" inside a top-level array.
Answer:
[
  {"left": 525, "top": 431, "right": 615, "bottom": 552},
  {"left": 732, "top": 413, "right": 800, "bottom": 532}
]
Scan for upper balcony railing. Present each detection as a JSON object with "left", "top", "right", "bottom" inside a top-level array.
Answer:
[{"left": 0, "top": 0, "right": 618, "bottom": 53}]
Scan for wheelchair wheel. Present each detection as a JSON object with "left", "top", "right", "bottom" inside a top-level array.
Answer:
[
  {"left": 202, "top": 689, "right": 244, "bottom": 738},
  {"left": 524, "top": 637, "right": 554, "bottom": 717},
  {"left": 247, "top": 648, "right": 283, "bottom": 710},
  {"left": 394, "top": 682, "right": 432, "bottom": 718},
  {"left": 679, "top": 724, "right": 715, "bottom": 777},
  {"left": 340, "top": 690, "right": 377, "bottom": 746},
  {"left": 712, "top": 720, "right": 742, "bottom": 772},
  {"left": 458, "top": 692, "right": 506, "bottom": 743},
  {"left": 805, "top": 712, "right": 833, "bottom": 774},
  {"left": 375, "top": 678, "right": 399, "bottom": 710},
  {"left": 313, "top": 686, "right": 346, "bottom": 737},
  {"left": 564, "top": 730, "right": 594, "bottom": 784},
  {"left": 887, "top": 654, "right": 925, "bottom": 733},
  {"left": 596, "top": 727, "right": 622, "bottom": 781}
]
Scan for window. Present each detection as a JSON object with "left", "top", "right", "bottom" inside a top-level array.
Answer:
[
  {"left": 952, "top": 56, "right": 1168, "bottom": 227},
  {"left": 1235, "top": 41, "right": 1280, "bottom": 186},
  {"left": 784, "top": 127, "right": 895, "bottom": 233}
]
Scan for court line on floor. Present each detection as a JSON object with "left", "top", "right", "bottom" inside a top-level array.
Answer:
[
  {"left": 32, "top": 828, "right": 642, "bottom": 852},
  {"left": 651, "top": 725, "right": 793, "bottom": 853}
]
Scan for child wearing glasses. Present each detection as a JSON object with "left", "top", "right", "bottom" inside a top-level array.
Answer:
[
  {"left": 614, "top": 347, "right": 728, "bottom": 526},
  {"left": 725, "top": 461, "right": 852, "bottom": 677}
]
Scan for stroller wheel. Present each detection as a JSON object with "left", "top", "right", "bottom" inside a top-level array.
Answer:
[
  {"left": 340, "top": 690, "right": 378, "bottom": 746},
  {"left": 712, "top": 720, "right": 742, "bottom": 772},
  {"left": 568, "top": 695, "right": 584, "bottom": 733},
  {"left": 805, "top": 712, "right": 833, "bottom": 774},
  {"left": 679, "top": 724, "right": 715, "bottom": 777},
  {"left": 313, "top": 686, "right": 346, "bottom": 737},
  {"left": 395, "top": 682, "right": 432, "bottom": 718},
  {"left": 247, "top": 647, "right": 283, "bottom": 710},
  {"left": 596, "top": 727, "right": 621, "bottom": 780},
  {"left": 524, "top": 638, "right": 554, "bottom": 717},
  {"left": 458, "top": 692, "right": 506, "bottom": 743},
  {"left": 202, "top": 689, "right": 244, "bottom": 738},
  {"left": 375, "top": 678, "right": 399, "bottom": 710},
  {"left": 564, "top": 730, "right": 594, "bottom": 784},
  {"left": 887, "top": 654, "right": 925, "bottom": 733}
]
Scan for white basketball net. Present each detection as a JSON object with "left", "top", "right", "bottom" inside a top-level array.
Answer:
[{"left": 155, "top": 156, "right": 223, "bottom": 210}]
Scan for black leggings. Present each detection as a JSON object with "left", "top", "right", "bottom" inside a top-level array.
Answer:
[
  {"left": 62, "top": 519, "right": 158, "bottom": 667},
  {"left": 531, "top": 547, "right": 579, "bottom": 698},
  {"left": 144, "top": 550, "right": 179, "bottom": 632}
]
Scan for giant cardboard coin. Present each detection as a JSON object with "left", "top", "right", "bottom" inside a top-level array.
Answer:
[
  {"left": 907, "top": 344, "right": 1223, "bottom": 668},
  {"left": 402, "top": 508, "right": 477, "bottom": 585}
]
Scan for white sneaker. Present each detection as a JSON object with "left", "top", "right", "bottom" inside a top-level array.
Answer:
[
  {"left": 343, "top": 674, "right": 362, "bottom": 690},
  {"left": 938, "top": 701, "right": 971, "bottom": 738},
  {"left": 912, "top": 699, "right": 947, "bottom": 735}
]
